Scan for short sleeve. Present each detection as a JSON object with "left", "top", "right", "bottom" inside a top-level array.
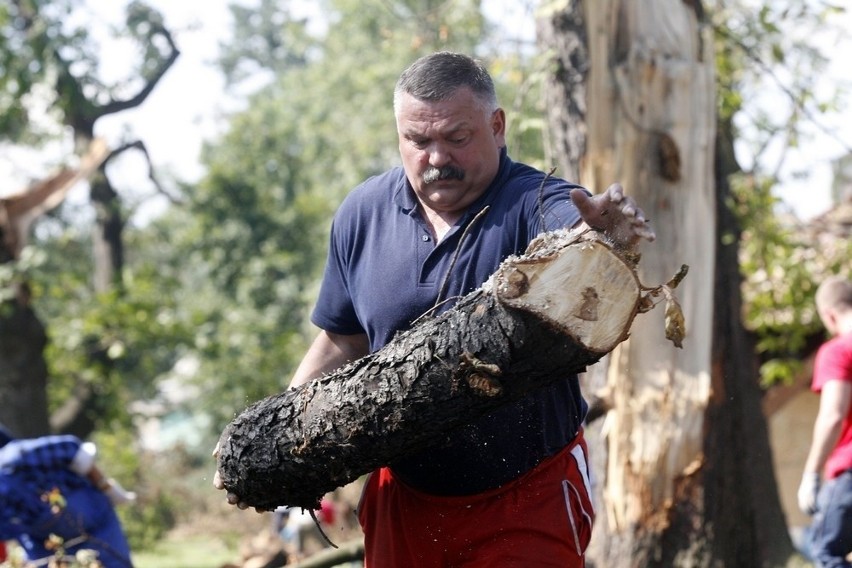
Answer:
[
  {"left": 311, "top": 216, "right": 365, "bottom": 335},
  {"left": 532, "top": 179, "right": 586, "bottom": 235},
  {"left": 812, "top": 336, "right": 852, "bottom": 392}
]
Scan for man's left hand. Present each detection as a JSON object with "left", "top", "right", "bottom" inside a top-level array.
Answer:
[
  {"left": 212, "top": 443, "right": 267, "bottom": 513},
  {"left": 571, "top": 184, "right": 656, "bottom": 248}
]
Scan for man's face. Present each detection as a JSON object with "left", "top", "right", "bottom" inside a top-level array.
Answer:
[{"left": 396, "top": 88, "right": 505, "bottom": 218}]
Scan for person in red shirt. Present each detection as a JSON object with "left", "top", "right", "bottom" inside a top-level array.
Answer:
[{"left": 798, "top": 275, "right": 852, "bottom": 567}]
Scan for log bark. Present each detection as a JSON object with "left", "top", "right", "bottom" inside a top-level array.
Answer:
[{"left": 216, "top": 230, "right": 672, "bottom": 511}]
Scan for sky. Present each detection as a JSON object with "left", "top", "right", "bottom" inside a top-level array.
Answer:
[
  {"left": 736, "top": 5, "right": 852, "bottom": 220},
  {"left": 1, "top": 1, "right": 849, "bottom": 223}
]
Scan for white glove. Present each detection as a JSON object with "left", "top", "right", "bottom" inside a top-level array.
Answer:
[
  {"left": 104, "top": 478, "right": 137, "bottom": 505},
  {"left": 70, "top": 442, "right": 97, "bottom": 476},
  {"left": 797, "top": 472, "right": 820, "bottom": 515}
]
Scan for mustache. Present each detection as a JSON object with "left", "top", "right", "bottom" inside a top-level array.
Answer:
[{"left": 422, "top": 165, "right": 465, "bottom": 184}]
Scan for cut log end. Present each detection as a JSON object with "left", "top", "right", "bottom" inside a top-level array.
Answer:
[{"left": 491, "top": 237, "right": 640, "bottom": 352}]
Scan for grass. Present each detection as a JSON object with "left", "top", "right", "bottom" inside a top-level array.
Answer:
[
  {"left": 133, "top": 535, "right": 239, "bottom": 568},
  {"left": 126, "top": 455, "right": 268, "bottom": 568},
  {"left": 125, "top": 457, "right": 365, "bottom": 568}
]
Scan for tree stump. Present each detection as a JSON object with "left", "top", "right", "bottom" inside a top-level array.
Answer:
[{"left": 216, "top": 229, "right": 681, "bottom": 510}]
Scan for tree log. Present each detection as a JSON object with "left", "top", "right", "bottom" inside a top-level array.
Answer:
[{"left": 216, "top": 229, "right": 675, "bottom": 510}]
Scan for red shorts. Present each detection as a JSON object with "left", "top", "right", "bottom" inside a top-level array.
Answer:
[{"left": 358, "top": 430, "right": 595, "bottom": 567}]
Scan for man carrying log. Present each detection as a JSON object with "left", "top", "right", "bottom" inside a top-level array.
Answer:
[{"left": 216, "top": 51, "right": 655, "bottom": 567}]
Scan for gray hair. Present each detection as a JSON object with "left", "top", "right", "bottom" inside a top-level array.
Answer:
[{"left": 393, "top": 52, "right": 498, "bottom": 116}]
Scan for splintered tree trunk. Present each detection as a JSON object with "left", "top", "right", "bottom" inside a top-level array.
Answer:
[
  {"left": 0, "top": 144, "right": 109, "bottom": 437},
  {"left": 216, "top": 231, "right": 678, "bottom": 511},
  {"left": 1, "top": 209, "right": 50, "bottom": 437},
  {"left": 539, "top": 1, "right": 795, "bottom": 566}
]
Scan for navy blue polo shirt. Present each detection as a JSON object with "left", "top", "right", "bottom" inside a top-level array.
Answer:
[{"left": 312, "top": 148, "right": 589, "bottom": 495}]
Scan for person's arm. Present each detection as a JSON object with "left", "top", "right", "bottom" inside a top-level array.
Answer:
[
  {"left": 798, "top": 378, "right": 852, "bottom": 514},
  {"left": 289, "top": 330, "right": 370, "bottom": 389},
  {"left": 70, "top": 442, "right": 136, "bottom": 505},
  {"left": 804, "top": 379, "right": 851, "bottom": 474},
  {"left": 85, "top": 463, "right": 110, "bottom": 491}
]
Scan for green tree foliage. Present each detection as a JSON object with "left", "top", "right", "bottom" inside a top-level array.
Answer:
[
  {"left": 0, "top": 0, "right": 182, "bottom": 441},
  {"left": 2, "top": 0, "right": 540, "bottom": 453},
  {"left": 172, "top": 0, "right": 552, "bottom": 432},
  {"left": 712, "top": 0, "right": 851, "bottom": 385},
  {"left": 215, "top": 0, "right": 492, "bottom": 199},
  {"left": 27, "top": 215, "right": 192, "bottom": 426},
  {"left": 0, "top": 0, "right": 79, "bottom": 142},
  {"left": 0, "top": 0, "right": 176, "bottom": 144},
  {"left": 730, "top": 173, "right": 851, "bottom": 386}
]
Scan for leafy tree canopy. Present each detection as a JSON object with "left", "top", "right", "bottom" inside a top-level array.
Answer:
[{"left": 712, "top": 0, "right": 851, "bottom": 384}]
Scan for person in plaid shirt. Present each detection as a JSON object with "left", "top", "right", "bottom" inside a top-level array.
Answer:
[{"left": 0, "top": 425, "right": 136, "bottom": 567}]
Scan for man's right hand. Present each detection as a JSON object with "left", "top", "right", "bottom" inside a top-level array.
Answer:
[
  {"left": 212, "top": 443, "right": 261, "bottom": 512},
  {"left": 797, "top": 471, "right": 820, "bottom": 515}
]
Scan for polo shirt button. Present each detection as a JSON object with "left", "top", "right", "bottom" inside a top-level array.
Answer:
[{"left": 421, "top": 235, "right": 430, "bottom": 242}]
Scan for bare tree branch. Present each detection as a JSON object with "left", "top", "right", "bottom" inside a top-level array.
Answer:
[
  {"left": 96, "top": 22, "right": 181, "bottom": 118},
  {"left": 105, "top": 140, "right": 184, "bottom": 206}
]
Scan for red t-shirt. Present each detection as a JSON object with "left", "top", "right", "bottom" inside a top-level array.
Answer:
[
  {"left": 318, "top": 498, "right": 335, "bottom": 525},
  {"left": 812, "top": 332, "right": 852, "bottom": 479}
]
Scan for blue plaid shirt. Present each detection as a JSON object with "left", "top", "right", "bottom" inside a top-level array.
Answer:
[{"left": 0, "top": 435, "right": 90, "bottom": 540}]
